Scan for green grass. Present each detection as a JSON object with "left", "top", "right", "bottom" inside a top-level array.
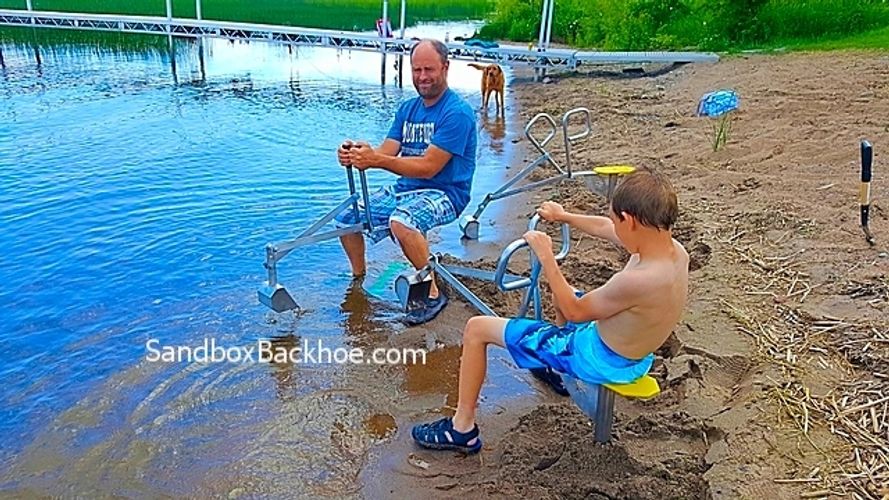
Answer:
[
  {"left": 0, "top": 0, "right": 492, "bottom": 29},
  {"left": 478, "top": 0, "right": 889, "bottom": 52},
  {"left": 0, "top": 0, "right": 493, "bottom": 47},
  {"left": 4, "top": 0, "right": 886, "bottom": 54},
  {"left": 778, "top": 25, "right": 889, "bottom": 51},
  {"left": 0, "top": 25, "right": 171, "bottom": 51}
]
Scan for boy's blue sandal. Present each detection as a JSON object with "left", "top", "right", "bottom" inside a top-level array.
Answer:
[
  {"left": 403, "top": 293, "right": 448, "bottom": 326},
  {"left": 411, "top": 417, "right": 482, "bottom": 454}
]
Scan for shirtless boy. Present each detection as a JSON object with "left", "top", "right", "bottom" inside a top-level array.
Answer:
[{"left": 410, "top": 170, "right": 689, "bottom": 453}]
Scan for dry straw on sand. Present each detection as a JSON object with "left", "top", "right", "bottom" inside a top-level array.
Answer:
[{"left": 714, "top": 210, "right": 888, "bottom": 499}]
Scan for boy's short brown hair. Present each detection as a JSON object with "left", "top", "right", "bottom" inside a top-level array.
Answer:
[{"left": 611, "top": 170, "right": 678, "bottom": 230}]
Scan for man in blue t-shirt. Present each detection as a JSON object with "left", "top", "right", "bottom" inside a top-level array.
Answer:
[{"left": 335, "top": 38, "right": 477, "bottom": 326}]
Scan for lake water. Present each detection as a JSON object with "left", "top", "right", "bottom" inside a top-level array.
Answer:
[{"left": 0, "top": 22, "right": 544, "bottom": 496}]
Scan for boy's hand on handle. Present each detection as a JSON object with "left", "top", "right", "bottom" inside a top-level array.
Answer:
[
  {"left": 537, "top": 201, "right": 567, "bottom": 223},
  {"left": 337, "top": 140, "right": 354, "bottom": 167},
  {"left": 348, "top": 141, "right": 376, "bottom": 170},
  {"left": 524, "top": 230, "right": 555, "bottom": 262}
]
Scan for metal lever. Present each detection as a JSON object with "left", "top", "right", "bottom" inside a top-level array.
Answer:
[
  {"left": 524, "top": 112, "right": 558, "bottom": 157},
  {"left": 493, "top": 239, "right": 537, "bottom": 292},
  {"left": 561, "top": 107, "right": 592, "bottom": 176},
  {"left": 344, "top": 166, "right": 374, "bottom": 232},
  {"left": 259, "top": 162, "right": 376, "bottom": 312},
  {"left": 342, "top": 144, "right": 374, "bottom": 232},
  {"left": 527, "top": 213, "right": 571, "bottom": 261},
  {"left": 493, "top": 214, "right": 571, "bottom": 292}
]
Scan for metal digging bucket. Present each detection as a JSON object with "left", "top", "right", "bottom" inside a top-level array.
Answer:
[
  {"left": 257, "top": 283, "right": 299, "bottom": 313},
  {"left": 394, "top": 266, "right": 433, "bottom": 312},
  {"left": 258, "top": 163, "right": 373, "bottom": 312},
  {"left": 257, "top": 243, "right": 299, "bottom": 313}
]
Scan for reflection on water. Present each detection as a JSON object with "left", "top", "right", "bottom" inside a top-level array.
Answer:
[
  {"left": 0, "top": 20, "right": 535, "bottom": 497},
  {"left": 402, "top": 345, "right": 462, "bottom": 411},
  {"left": 481, "top": 113, "right": 507, "bottom": 153},
  {"left": 339, "top": 277, "right": 390, "bottom": 351},
  {"left": 363, "top": 413, "right": 398, "bottom": 440},
  {"left": 266, "top": 334, "right": 301, "bottom": 402}
]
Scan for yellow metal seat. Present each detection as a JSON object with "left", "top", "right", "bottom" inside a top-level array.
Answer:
[
  {"left": 593, "top": 165, "right": 637, "bottom": 176},
  {"left": 603, "top": 375, "right": 660, "bottom": 399},
  {"left": 592, "top": 165, "right": 637, "bottom": 201}
]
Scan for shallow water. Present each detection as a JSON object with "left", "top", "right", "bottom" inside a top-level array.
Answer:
[{"left": 0, "top": 22, "right": 536, "bottom": 496}]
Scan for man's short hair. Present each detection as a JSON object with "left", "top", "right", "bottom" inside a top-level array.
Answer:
[
  {"left": 410, "top": 39, "right": 449, "bottom": 65},
  {"left": 611, "top": 170, "right": 679, "bottom": 230}
]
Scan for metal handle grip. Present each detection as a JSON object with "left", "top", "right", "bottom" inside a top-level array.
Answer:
[
  {"left": 562, "top": 107, "right": 592, "bottom": 142},
  {"left": 527, "top": 213, "right": 571, "bottom": 261},
  {"left": 493, "top": 215, "right": 572, "bottom": 291},
  {"left": 562, "top": 107, "right": 592, "bottom": 176},
  {"left": 494, "top": 239, "right": 534, "bottom": 291},
  {"left": 525, "top": 112, "right": 558, "bottom": 155}
]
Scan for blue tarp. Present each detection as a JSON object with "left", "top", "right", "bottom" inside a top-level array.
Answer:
[
  {"left": 697, "top": 89, "right": 740, "bottom": 118},
  {"left": 463, "top": 39, "right": 500, "bottom": 49}
]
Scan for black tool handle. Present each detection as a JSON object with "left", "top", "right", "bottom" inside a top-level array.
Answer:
[
  {"left": 861, "top": 140, "right": 872, "bottom": 183},
  {"left": 860, "top": 140, "right": 875, "bottom": 245},
  {"left": 860, "top": 140, "right": 872, "bottom": 223}
]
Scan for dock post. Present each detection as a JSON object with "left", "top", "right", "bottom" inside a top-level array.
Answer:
[
  {"left": 544, "top": 0, "right": 554, "bottom": 51},
  {"left": 197, "top": 38, "right": 205, "bottom": 81},
  {"left": 535, "top": 0, "right": 545, "bottom": 81},
  {"left": 165, "top": 0, "right": 177, "bottom": 83},
  {"left": 397, "top": 0, "right": 406, "bottom": 88},
  {"left": 196, "top": 0, "right": 205, "bottom": 81},
  {"left": 379, "top": 0, "right": 389, "bottom": 85},
  {"left": 534, "top": 0, "right": 553, "bottom": 81},
  {"left": 26, "top": 0, "right": 41, "bottom": 67},
  {"left": 380, "top": 53, "right": 386, "bottom": 85}
]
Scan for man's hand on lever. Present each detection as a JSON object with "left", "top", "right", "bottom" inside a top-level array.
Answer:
[
  {"left": 337, "top": 140, "right": 355, "bottom": 167},
  {"left": 348, "top": 141, "right": 377, "bottom": 170}
]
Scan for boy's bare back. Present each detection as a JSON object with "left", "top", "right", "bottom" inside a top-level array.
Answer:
[
  {"left": 594, "top": 238, "right": 689, "bottom": 360},
  {"left": 538, "top": 170, "right": 689, "bottom": 361}
]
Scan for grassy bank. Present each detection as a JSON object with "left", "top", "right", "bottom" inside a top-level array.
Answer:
[
  {"left": 781, "top": 24, "right": 889, "bottom": 51},
  {"left": 479, "top": 0, "right": 889, "bottom": 52},
  {"left": 0, "top": 0, "right": 493, "bottom": 46},
  {"left": 0, "top": 26, "right": 173, "bottom": 51},
  {"left": 0, "top": 0, "right": 492, "bottom": 28}
]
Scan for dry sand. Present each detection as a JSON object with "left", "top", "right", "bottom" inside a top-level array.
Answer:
[{"left": 363, "top": 52, "right": 889, "bottom": 499}]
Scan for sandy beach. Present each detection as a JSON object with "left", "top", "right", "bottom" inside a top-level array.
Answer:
[{"left": 361, "top": 52, "right": 889, "bottom": 499}]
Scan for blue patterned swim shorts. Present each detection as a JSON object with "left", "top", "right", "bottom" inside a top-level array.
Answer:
[
  {"left": 334, "top": 185, "right": 457, "bottom": 243},
  {"left": 504, "top": 319, "right": 654, "bottom": 385}
]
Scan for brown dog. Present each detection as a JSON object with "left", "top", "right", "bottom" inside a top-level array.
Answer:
[{"left": 468, "top": 62, "right": 504, "bottom": 115}]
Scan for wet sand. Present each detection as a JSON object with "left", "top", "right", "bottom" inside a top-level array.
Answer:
[{"left": 361, "top": 52, "right": 889, "bottom": 499}]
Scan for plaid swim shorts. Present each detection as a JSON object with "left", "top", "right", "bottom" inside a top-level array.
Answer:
[{"left": 334, "top": 185, "right": 457, "bottom": 243}]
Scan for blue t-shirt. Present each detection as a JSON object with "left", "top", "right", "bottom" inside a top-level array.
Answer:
[{"left": 386, "top": 88, "right": 477, "bottom": 215}]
